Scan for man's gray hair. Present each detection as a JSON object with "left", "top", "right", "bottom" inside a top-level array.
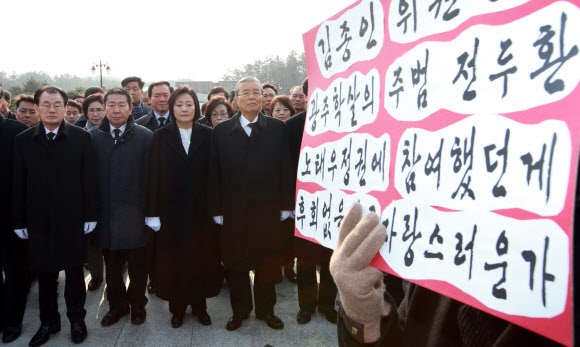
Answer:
[{"left": 235, "top": 76, "right": 262, "bottom": 96}]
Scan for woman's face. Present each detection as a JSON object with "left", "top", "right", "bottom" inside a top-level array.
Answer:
[
  {"left": 272, "top": 102, "right": 292, "bottom": 121},
  {"left": 173, "top": 93, "right": 196, "bottom": 124},
  {"left": 87, "top": 101, "right": 105, "bottom": 126},
  {"left": 210, "top": 104, "right": 229, "bottom": 127}
]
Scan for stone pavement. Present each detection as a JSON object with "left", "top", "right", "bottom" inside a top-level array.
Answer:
[{"left": 9, "top": 269, "right": 338, "bottom": 347}]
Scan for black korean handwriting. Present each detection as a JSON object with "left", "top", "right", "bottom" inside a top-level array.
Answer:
[
  {"left": 530, "top": 12, "right": 578, "bottom": 94},
  {"left": 453, "top": 38, "right": 479, "bottom": 101},
  {"left": 314, "top": 149, "right": 325, "bottom": 181},
  {"left": 454, "top": 225, "right": 476, "bottom": 280},
  {"left": 402, "top": 207, "right": 423, "bottom": 267},
  {"left": 484, "top": 129, "right": 510, "bottom": 198},
  {"left": 484, "top": 230, "right": 508, "bottom": 300},
  {"left": 359, "top": 1, "right": 378, "bottom": 49},
  {"left": 425, "top": 138, "right": 443, "bottom": 190},
  {"left": 301, "top": 152, "right": 311, "bottom": 176},
  {"left": 341, "top": 138, "right": 353, "bottom": 186},
  {"left": 389, "top": 67, "right": 405, "bottom": 109},
  {"left": 333, "top": 82, "right": 345, "bottom": 127},
  {"left": 520, "top": 133, "right": 556, "bottom": 203},
  {"left": 371, "top": 141, "right": 387, "bottom": 183},
  {"left": 451, "top": 126, "right": 475, "bottom": 200},
  {"left": 348, "top": 75, "right": 360, "bottom": 127},
  {"left": 402, "top": 134, "right": 422, "bottom": 193},
  {"left": 308, "top": 93, "right": 319, "bottom": 132},
  {"left": 411, "top": 49, "right": 429, "bottom": 110},
  {"left": 336, "top": 21, "right": 352, "bottom": 63},
  {"left": 424, "top": 224, "right": 443, "bottom": 260},
  {"left": 317, "top": 25, "right": 333, "bottom": 70},
  {"left": 309, "top": 197, "right": 319, "bottom": 229},
  {"left": 429, "top": 0, "right": 460, "bottom": 22},
  {"left": 322, "top": 194, "right": 332, "bottom": 240},
  {"left": 489, "top": 39, "right": 518, "bottom": 98},
  {"left": 327, "top": 149, "right": 337, "bottom": 181},
  {"left": 354, "top": 140, "right": 368, "bottom": 187},
  {"left": 397, "top": 0, "right": 417, "bottom": 35},
  {"left": 296, "top": 196, "right": 306, "bottom": 229}
]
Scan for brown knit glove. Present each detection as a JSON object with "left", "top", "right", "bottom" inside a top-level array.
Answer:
[{"left": 330, "top": 202, "right": 390, "bottom": 344}]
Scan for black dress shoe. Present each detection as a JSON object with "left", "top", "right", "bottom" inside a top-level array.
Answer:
[
  {"left": 320, "top": 308, "right": 338, "bottom": 324},
  {"left": 225, "top": 314, "right": 249, "bottom": 331},
  {"left": 195, "top": 310, "right": 211, "bottom": 326},
  {"left": 256, "top": 313, "right": 284, "bottom": 330},
  {"left": 131, "top": 307, "right": 146, "bottom": 325},
  {"left": 284, "top": 268, "right": 297, "bottom": 283},
  {"left": 296, "top": 310, "right": 312, "bottom": 324},
  {"left": 29, "top": 321, "right": 61, "bottom": 347},
  {"left": 2, "top": 325, "right": 22, "bottom": 343},
  {"left": 70, "top": 321, "right": 87, "bottom": 344},
  {"left": 171, "top": 314, "right": 183, "bottom": 328},
  {"left": 147, "top": 281, "right": 156, "bottom": 294},
  {"left": 87, "top": 276, "right": 103, "bottom": 291},
  {"left": 101, "top": 306, "right": 130, "bottom": 327}
]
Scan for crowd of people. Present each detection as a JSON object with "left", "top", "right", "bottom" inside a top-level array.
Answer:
[
  {"left": 0, "top": 76, "right": 339, "bottom": 347},
  {"left": 0, "top": 74, "right": 568, "bottom": 347}
]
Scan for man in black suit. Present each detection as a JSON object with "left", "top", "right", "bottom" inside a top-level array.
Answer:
[
  {"left": 208, "top": 76, "right": 293, "bottom": 331},
  {"left": 0, "top": 89, "right": 16, "bottom": 120},
  {"left": 12, "top": 86, "right": 98, "bottom": 346},
  {"left": 285, "top": 78, "right": 338, "bottom": 325},
  {"left": 122, "top": 76, "right": 152, "bottom": 120},
  {"left": 0, "top": 109, "right": 28, "bottom": 343},
  {"left": 135, "top": 80, "right": 173, "bottom": 294}
]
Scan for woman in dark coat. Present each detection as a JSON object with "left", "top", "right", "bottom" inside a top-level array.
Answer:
[{"left": 149, "top": 86, "right": 221, "bottom": 328}]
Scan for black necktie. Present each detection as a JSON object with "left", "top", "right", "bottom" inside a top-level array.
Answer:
[
  {"left": 158, "top": 117, "right": 166, "bottom": 128},
  {"left": 113, "top": 129, "right": 121, "bottom": 140},
  {"left": 47, "top": 132, "right": 55, "bottom": 142},
  {"left": 248, "top": 123, "right": 259, "bottom": 141}
]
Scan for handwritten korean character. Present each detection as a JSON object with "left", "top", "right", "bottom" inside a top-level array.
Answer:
[
  {"left": 424, "top": 138, "right": 443, "bottom": 190},
  {"left": 300, "top": 151, "right": 312, "bottom": 177},
  {"left": 315, "top": 148, "right": 326, "bottom": 181},
  {"left": 359, "top": 0, "right": 378, "bottom": 49},
  {"left": 530, "top": 12, "right": 578, "bottom": 94},
  {"left": 333, "top": 82, "right": 345, "bottom": 127},
  {"left": 296, "top": 195, "right": 306, "bottom": 229},
  {"left": 521, "top": 236, "right": 556, "bottom": 307},
  {"left": 454, "top": 225, "right": 476, "bottom": 280},
  {"left": 354, "top": 140, "right": 368, "bottom": 187},
  {"left": 411, "top": 49, "right": 429, "bottom": 110},
  {"left": 428, "top": 0, "right": 460, "bottom": 22},
  {"left": 450, "top": 126, "right": 475, "bottom": 200},
  {"left": 309, "top": 197, "right": 319, "bottom": 230},
  {"left": 484, "top": 230, "right": 508, "bottom": 299},
  {"left": 317, "top": 25, "right": 333, "bottom": 70},
  {"left": 389, "top": 67, "right": 405, "bottom": 109},
  {"left": 371, "top": 141, "right": 387, "bottom": 183},
  {"left": 402, "top": 133, "right": 422, "bottom": 194},
  {"left": 520, "top": 133, "right": 557, "bottom": 203},
  {"left": 336, "top": 20, "right": 353, "bottom": 63},
  {"left": 489, "top": 39, "right": 518, "bottom": 98},
  {"left": 484, "top": 129, "right": 510, "bottom": 198},
  {"left": 348, "top": 75, "right": 360, "bottom": 127},
  {"left": 453, "top": 38, "right": 479, "bottom": 101},
  {"left": 424, "top": 224, "right": 443, "bottom": 260},
  {"left": 322, "top": 193, "right": 332, "bottom": 240},
  {"left": 402, "top": 207, "right": 423, "bottom": 267},
  {"left": 396, "top": 0, "right": 417, "bottom": 35},
  {"left": 341, "top": 138, "right": 352, "bottom": 186},
  {"left": 334, "top": 198, "right": 345, "bottom": 229},
  {"left": 308, "top": 93, "right": 319, "bottom": 132}
]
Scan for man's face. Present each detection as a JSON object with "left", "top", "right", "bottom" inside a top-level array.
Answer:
[
  {"left": 105, "top": 94, "right": 133, "bottom": 128},
  {"left": 124, "top": 81, "right": 143, "bottom": 105},
  {"left": 16, "top": 100, "right": 39, "bottom": 127},
  {"left": 34, "top": 92, "right": 66, "bottom": 128},
  {"left": 65, "top": 107, "right": 81, "bottom": 124},
  {"left": 235, "top": 81, "right": 262, "bottom": 116},
  {"left": 262, "top": 87, "right": 276, "bottom": 113},
  {"left": 73, "top": 96, "right": 84, "bottom": 105},
  {"left": 150, "top": 84, "right": 171, "bottom": 114},
  {"left": 290, "top": 88, "right": 307, "bottom": 112},
  {"left": 0, "top": 98, "right": 9, "bottom": 114}
]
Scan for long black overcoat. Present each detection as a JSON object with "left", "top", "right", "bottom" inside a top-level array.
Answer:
[
  {"left": 149, "top": 122, "right": 221, "bottom": 303},
  {"left": 89, "top": 117, "right": 153, "bottom": 250},
  {"left": 0, "top": 116, "right": 28, "bottom": 242},
  {"left": 208, "top": 113, "right": 293, "bottom": 270},
  {"left": 11, "top": 121, "right": 98, "bottom": 272},
  {"left": 285, "top": 111, "right": 333, "bottom": 263}
]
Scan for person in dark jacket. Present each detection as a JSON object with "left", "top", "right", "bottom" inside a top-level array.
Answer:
[
  {"left": 0, "top": 113, "right": 29, "bottom": 343},
  {"left": 122, "top": 76, "right": 152, "bottom": 120},
  {"left": 286, "top": 79, "right": 338, "bottom": 325},
  {"left": 11, "top": 86, "right": 98, "bottom": 346},
  {"left": 89, "top": 88, "right": 157, "bottom": 327},
  {"left": 149, "top": 86, "right": 222, "bottom": 329},
  {"left": 208, "top": 76, "right": 294, "bottom": 332},
  {"left": 332, "top": 203, "right": 562, "bottom": 347},
  {"left": 135, "top": 80, "right": 173, "bottom": 294},
  {"left": 0, "top": 89, "right": 16, "bottom": 120}
]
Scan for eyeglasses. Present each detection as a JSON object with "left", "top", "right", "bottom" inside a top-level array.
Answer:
[
  {"left": 211, "top": 112, "right": 229, "bottom": 118},
  {"left": 238, "top": 91, "right": 262, "bottom": 98},
  {"left": 39, "top": 103, "right": 63, "bottom": 110},
  {"left": 88, "top": 108, "right": 105, "bottom": 114}
]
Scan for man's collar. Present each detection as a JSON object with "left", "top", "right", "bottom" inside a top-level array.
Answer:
[
  {"left": 154, "top": 111, "right": 170, "bottom": 119},
  {"left": 239, "top": 113, "right": 258, "bottom": 127},
  {"left": 34, "top": 120, "right": 69, "bottom": 138},
  {"left": 109, "top": 123, "right": 127, "bottom": 133}
]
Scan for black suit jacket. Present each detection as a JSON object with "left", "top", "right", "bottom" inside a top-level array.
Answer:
[
  {"left": 135, "top": 110, "right": 170, "bottom": 132},
  {"left": 5, "top": 110, "right": 16, "bottom": 120},
  {"left": 0, "top": 115, "right": 28, "bottom": 241},
  {"left": 208, "top": 113, "right": 293, "bottom": 270},
  {"left": 12, "top": 121, "right": 98, "bottom": 271}
]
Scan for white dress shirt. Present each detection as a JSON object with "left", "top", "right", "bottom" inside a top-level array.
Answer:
[
  {"left": 154, "top": 111, "right": 170, "bottom": 125},
  {"left": 109, "top": 123, "right": 127, "bottom": 138},
  {"left": 45, "top": 126, "right": 59, "bottom": 140},
  {"left": 239, "top": 113, "right": 258, "bottom": 137},
  {"left": 179, "top": 127, "right": 192, "bottom": 154}
]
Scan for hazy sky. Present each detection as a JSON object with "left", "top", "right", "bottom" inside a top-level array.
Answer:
[{"left": 3, "top": 0, "right": 355, "bottom": 82}]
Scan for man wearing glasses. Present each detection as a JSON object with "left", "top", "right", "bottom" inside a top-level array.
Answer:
[
  {"left": 208, "top": 76, "right": 293, "bottom": 332},
  {"left": 12, "top": 86, "right": 98, "bottom": 346}
]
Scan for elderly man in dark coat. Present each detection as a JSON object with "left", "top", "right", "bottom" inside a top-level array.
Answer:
[
  {"left": 11, "top": 86, "right": 98, "bottom": 347},
  {"left": 208, "top": 76, "right": 293, "bottom": 332},
  {"left": 89, "top": 88, "right": 156, "bottom": 327},
  {"left": 0, "top": 112, "right": 29, "bottom": 343},
  {"left": 285, "top": 78, "right": 338, "bottom": 325}
]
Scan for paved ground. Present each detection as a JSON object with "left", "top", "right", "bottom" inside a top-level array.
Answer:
[{"left": 8, "top": 268, "right": 338, "bottom": 347}]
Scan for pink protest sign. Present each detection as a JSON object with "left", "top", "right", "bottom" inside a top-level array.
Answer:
[{"left": 296, "top": 0, "right": 580, "bottom": 345}]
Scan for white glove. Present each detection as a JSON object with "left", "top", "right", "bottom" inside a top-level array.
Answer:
[
  {"left": 145, "top": 217, "right": 161, "bottom": 232},
  {"left": 213, "top": 216, "right": 223, "bottom": 225},
  {"left": 280, "top": 210, "right": 293, "bottom": 221},
  {"left": 84, "top": 221, "right": 97, "bottom": 234},
  {"left": 14, "top": 228, "right": 28, "bottom": 239}
]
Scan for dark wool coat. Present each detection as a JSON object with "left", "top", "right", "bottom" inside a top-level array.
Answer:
[
  {"left": 0, "top": 116, "right": 29, "bottom": 241},
  {"left": 135, "top": 110, "right": 170, "bottom": 132},
  {"left": 89, "top": 117, "right": 153, "bottom": 250},
  {"left": 208, "top": 113, "right": 293, "bottom": 270},
  {"left": 285, "top": 110, "right": 333, "bottom": 263},
  {"left": 11, "top": 121, "right": 98, "bottom": 272},
  {"left": 149, "top": 122, "right": 221, "bottom": 303},
  {"left": 338, "top": 283, "right": 561, "bottom": 347}
]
